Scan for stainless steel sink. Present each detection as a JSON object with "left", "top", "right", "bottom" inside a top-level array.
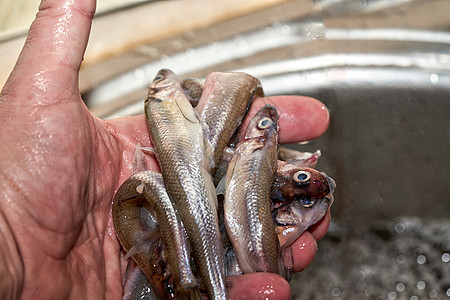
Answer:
[{"left": 82, "top": 0, "right": 450, "bottom": 298}]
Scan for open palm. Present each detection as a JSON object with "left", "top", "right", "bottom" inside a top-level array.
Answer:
[{"left": 0, "top": 1, "right": 331, "bottom": 299}]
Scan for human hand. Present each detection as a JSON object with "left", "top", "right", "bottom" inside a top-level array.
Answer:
[{"left": 0, "top": 0, "right": 330, "bottom": 299}]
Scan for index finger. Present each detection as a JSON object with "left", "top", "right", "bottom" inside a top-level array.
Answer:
[{"left": 245, "top": 95, "right": 330, "bottom": 144}]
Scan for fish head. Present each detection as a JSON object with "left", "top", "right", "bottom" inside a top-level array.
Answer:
[
  {"left": 146, "top": 69, "right": 181, "bottom": 100},
  {"left": 271, "top": 162, "right": 335, "bottom": 249},
  {"left": 243, "top": 105, "right": 280, "bottom": 141}
]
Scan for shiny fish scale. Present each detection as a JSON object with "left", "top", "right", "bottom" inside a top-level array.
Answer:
[{"left": 145, "top": 70, "right": 226, "bottom": 299}]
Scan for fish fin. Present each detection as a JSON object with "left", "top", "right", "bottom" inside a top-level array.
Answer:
[
  {"left": 132, "top": 143, "right": 146, "bottom": 174},
  {"left": 215, "top": 176, "right": 226, "bottom": 196},
  {"left": 125, "top": 230, "right": 160, "bottom": 260},
  {"left": 281, "top": 247, "right": 294, "bottom": 282},
  {"left": 132, "top": 143, "right": 156, "bottom": 174},
  {"left": 175, "top": 93, "right": 199, "bottom": 124}
]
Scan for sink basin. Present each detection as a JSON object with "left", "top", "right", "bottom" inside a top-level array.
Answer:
[{"left": 82, "top": 0, "right": 450, "bottom": 298}]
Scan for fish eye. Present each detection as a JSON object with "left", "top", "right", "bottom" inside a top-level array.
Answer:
[
  {"left": 258, "top": 117, "right": 273, "bottom": 129},
  {"left": 299, "top": 197, "right": 315, "bottom": 208},
  {"left": 293, "top": 170, "right": 311, "bottom": 183},
  {"left": 153, "top": 75, "right": 164, "bottom": 81}
]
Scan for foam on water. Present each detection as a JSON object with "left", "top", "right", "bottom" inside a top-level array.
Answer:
[{"left": 291, "top": 217, "right": 450, "bottom": 299}]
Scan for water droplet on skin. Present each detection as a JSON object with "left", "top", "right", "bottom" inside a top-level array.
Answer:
[
  {"left": 446, "top": 288, "right": 450, "bottom": 297},
  {"left": 388, "top": 291, "right": 397, "bottom": 300},
  {"left": 441, "top": 252, "right": 450, "bottom": 262},
  {"left": 410, "top": 296, "right": 418, "bottom": 300},
  {"left": 396, "top": 282, "right": 405, "bottom": 292},
  {"left": 258, "top": 284, "right": 276, "bottom": 298},
  {"left": 416, "top": 254, "right": 426, "bottom": 264},
  {"left": 331, "top": 287, "right": 341, "bottom": 297},
  {"left": 416, "top": 281, "right": 426, "bottom": 290},
  {"left": 429, "top": 289, "right": 438, "bottom": 298}
]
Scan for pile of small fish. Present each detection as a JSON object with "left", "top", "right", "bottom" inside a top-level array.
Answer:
[{"left": 112, "top": 69, "right": 336, "bottom": 299}]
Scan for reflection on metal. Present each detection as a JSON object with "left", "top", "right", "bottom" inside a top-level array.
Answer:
[{"left": 84, "top": 0, "right": 450, "bottom": 120}]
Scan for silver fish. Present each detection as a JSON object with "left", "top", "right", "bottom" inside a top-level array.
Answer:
[
  {"left": 195, "top": 72, "right": 263, "bottom": 172},
  {"left": 113, "top": 171, "right": 201, "bottom": 299},
  {"left": 224, "top": 105, "right": 282, "bottom": 275},
  {"left": 112, "top": 172, "right": 168, "bottom": 299},
  {"left": 144, "top": 69, "right": 226, "bottom": 299}
]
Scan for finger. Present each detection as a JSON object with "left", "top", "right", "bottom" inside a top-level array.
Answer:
[
  {"left": 309, "top": 210, "right": 331, "bottom": 241},
  {"left": 227, "top": 273, "right": 291, "bottom": 300},
  {"left": 246, "top": 95, "right": 330, "bottom": 144},
  {"left": 2, "top": 0, "right": 96, "bottom": 103},
  {"left": 290, "top": 231, "right": 318, "bottom": 273}
]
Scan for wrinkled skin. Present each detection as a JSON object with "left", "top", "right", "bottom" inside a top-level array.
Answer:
[{"left": 0, "top": 0, "right": 331, "bottom": 299}]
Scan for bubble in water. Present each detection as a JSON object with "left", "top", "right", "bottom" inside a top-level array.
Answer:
[
  {"left": 442, "top": 252, "right": 450, "bottom": 263},
  {"left": 416, "top": 281, "right": 426, "bottom": 290},
  {"left": 394, "top": 223, "right": 405, "bottom": 233},
  {"left": 331, "top": 287, "right": 341, "bottom": 297},
  {"left": 388, "top": 291, "right": 397, "bottom": 300},
  {"left": 396, "top": 283, "right": 405, "bottom": 292},
  {"left": 360, "top": 265, "right": 374, "bottom": 279},
  {"left": 430, "top": 73, "right": 439, "bottom": 85},
  {"left": 416, "top": 254, "right": 426, "bottom": 264},
  {"left": 429, "top": 289, "right": 437, "bottom": 298},
  {"left": 396, "top": 254, "right": 406, "bottom": 264}
]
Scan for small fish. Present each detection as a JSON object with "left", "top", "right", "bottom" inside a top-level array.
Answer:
[
  {"left": 195, "top": 72, "right": 263, "bottom": 172},
  {"left": 181, "top": 78, "right": 204, "bottom": 107},
  {"left": 224, "top": 105, "right": 283, "bottom": 275},
  {"left": 271, "top": 161, "right": 335, "bottom": 250},
  {"left": 145, "top": 69, "right": 226, "bottom": 299},
  {"left": 112, "top": 172, "right": 169, "bottom": 299}
]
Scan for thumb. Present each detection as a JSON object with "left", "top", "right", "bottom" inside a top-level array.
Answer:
[{"left": 1, "top": 0, "right": 96, "bottom": 104}]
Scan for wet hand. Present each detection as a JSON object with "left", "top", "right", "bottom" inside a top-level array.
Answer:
[{"left": 0, "top": 0, "right": 331, "bottom": 299}]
